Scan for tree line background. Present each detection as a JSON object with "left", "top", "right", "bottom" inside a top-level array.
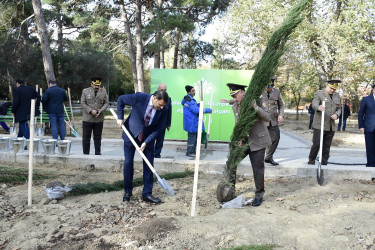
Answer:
[{"left": 0, "top": 0, "right": 374, "bottom": 114}]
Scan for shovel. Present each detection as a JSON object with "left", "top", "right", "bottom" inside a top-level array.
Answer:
[
  {"left": 317, "top": 100, "right": 325, "bottom": 186},
  {"left": 205, "top": 89, "right": 213, "bottom": 150},
  {"left": 64, "top": 104, "right": 80, "bottom": 138},
  {"left": 110, "top": 108, "right": 174, "bottom": 197},
  {"left": 10, "top": 116, "right": 17, "bottom": 136}
]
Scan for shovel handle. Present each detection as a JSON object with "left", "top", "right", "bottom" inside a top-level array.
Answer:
[
  {"left": 110, "top": 108, "right": 159, "bottom": 178},
  {"left": 318, "top": 101, "right": 325, "bottom": 164}
]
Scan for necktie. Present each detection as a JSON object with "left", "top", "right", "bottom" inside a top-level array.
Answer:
[
  {"left": 267, "top": 92, "right": 270, "bottom": 99},
  {"left": 138, "top": 107, "right": 153, "bottom": 142}
]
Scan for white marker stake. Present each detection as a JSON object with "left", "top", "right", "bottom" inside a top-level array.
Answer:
[
  {"left": 191, "top": 81, "right": 204, "bottom": 217},
  {"left": 28, "top": 99, "right": 36, "bottom": 206}
]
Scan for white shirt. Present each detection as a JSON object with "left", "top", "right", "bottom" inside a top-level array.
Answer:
[{"left": 144, "top": 97, "right": 156, "bottom": 126}]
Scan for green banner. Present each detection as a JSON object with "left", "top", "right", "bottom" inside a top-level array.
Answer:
[{"left": 151, "top": 69, "right": 254, "bottom": 141}]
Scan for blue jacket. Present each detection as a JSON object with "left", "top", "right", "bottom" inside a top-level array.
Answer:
[
  {"left": 181, "top": 94, "right": 211, "bottom": 133},
  {"left": 358, "top": 95, "right": 375, "bottom": 133},
  {"left": 42, "top": 86, "right": 68, "bottom": 114},
  {"left": 12, "top": 85, "right": 41, "bottom": 123},
  {"left": 117, "top": 92, "right": 167, "bottom": 145}
]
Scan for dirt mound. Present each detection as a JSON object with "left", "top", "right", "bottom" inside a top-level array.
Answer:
[{"left": 131, "top": 217, "right": 178, "bottom": 245}]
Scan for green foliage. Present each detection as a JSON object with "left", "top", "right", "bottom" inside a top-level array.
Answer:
[
  {"left": 224, "top": 0, "right": 311, "bottom": 184},
  {"left": 0, "top": 166, "right": 54, "bottom": 184},
  {"left": 69, "top": 170, "right": 194, "bottom": 196}
]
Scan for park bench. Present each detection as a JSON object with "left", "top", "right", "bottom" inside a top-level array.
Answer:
[{"left": 0, "top": 105, "right": 72, "bottom": 126}]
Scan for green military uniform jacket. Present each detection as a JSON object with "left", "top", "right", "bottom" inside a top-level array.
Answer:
[
  {"left": 311, "top": 90, "right": 341, "bottom": 131},
  {"left": 261, "top": 88, "right": 284, "bottom": 126},
  {"left": 81, "top": 87, "right": 109, "bottom": 123},
  {"left": 232, "top": 101, "right": 272, "bottom": 152}
]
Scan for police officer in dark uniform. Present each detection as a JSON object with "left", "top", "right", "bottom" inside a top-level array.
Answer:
[
  {"left": 261, "top": 76, "right": 284, "bottom": 165},
  {"left": 308, "top": 80, "right": 341, "bottom": 165},
  {"left": 81, "top": 77, "right": 109, "bottom": 155},
  {"left": 226, "top": 83, "right": 272, "bottom": 206}
]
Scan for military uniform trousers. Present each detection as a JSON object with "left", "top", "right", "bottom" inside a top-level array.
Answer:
[
  {"left": 308, "top": 129, "right": 335, "bottom": 164},
  {"left": 123, "top": 137, "right": 154, "bottom": 196},
  {"left": 82, "top": 121, "right": 103, "bottom": 155},
  {"left": 265, "top": 125, "right": 280, "bottom": 161},
  {"left": 228, "top": 148, "right": 266, "bottom": 200}
]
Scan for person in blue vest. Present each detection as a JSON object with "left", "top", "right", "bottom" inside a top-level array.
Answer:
[
  {"left": 181, "top": 85, "right": 212, "bottom": 157},
  {"left": 358, "top": 84, "right": 375, "bottom": 167},
  {"left": 154, "top": 83, "right": 172, "bottom": 158},
  {"left": 11, "top": 79, "right": 40, "bottom": 144},
  {"left": 116, "top": 90, "right": 169, "bottom": 204},
  {"left": 42, "top": 80, "right": 68, "bottom": 140}
]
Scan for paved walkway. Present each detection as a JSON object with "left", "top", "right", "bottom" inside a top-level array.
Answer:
[{"left": 0, "top": 129, "right": 373, "bottom": 181}]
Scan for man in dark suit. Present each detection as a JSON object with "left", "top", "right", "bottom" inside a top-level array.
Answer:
[
  {"left": 116, "top": 90, "right": 169, "bottom": 204},
  {"left": 358, "top": 84, "right": 375, "bottom": 167},
  {"left": 337, "top": 102, "right": 351, "bottom": 131},
  {"left": 308, "top": 103, "right": 315, "bottom": 129},
  {"left": 12, "top": 79, "right": 40, "bottom": 142},
  {"left": 42, "top": 80, "right": 68, "bottom": 140},
  {"left": 154, "top": 83, "right": 172, "bottom": 158}
]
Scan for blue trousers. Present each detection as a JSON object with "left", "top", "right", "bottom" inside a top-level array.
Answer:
[
  {"left": 186, "top": 132, "right": 197, "bottom": 156},
  {"left": 18, "top": 121, "right": 30, "bottom": 139},
  {"left": 364, "top": 132, "right": 375, "bottom": 167},
  {"left": 0, "top": 121, "right": 9, "bottom": 131},
  {"left": 123, "top": 137, "right": 154, "bottom": 196},
  {"left": 337, "top": 118, "right": 347, "bottom": 131},
  {"left": 49, "top": 113, "right": 66, "bottom": 140},
  {"left": 154, "top": 128, "right": 166, "bottom": 157}
]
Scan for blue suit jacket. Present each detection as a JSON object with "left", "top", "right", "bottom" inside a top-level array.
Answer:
[
  {"left": 117, "top": 92, "right": 167, "bottom": 145},
  {"left": 42, "top": 86, "right": 68, "bottom": 114},
  {"left": 358, "top": 95, "right": 375, "bottom": 132}
]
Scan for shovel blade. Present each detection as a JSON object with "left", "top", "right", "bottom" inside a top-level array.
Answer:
[{"left": 157, "top": 178, "right": 174, "bottom": 197}]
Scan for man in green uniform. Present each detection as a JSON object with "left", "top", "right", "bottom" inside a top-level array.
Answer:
[
  {"left": 261, "top": 76, "right": 284, "bottom": 165},
  {"left": 308, "top": 80, "right": 341, "bottom": 165},
  {"left": 226, "top": 83, "right": 272, "bottom": 206},
  {"left": 81, "top": 77, "right": 109, "bottom": 155}
]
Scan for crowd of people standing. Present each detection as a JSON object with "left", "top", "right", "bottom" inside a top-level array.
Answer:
[{"left": 3, "top": 76, "right": 374, "bottom": 205}]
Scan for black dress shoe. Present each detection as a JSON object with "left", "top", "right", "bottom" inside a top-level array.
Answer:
[
  {"left": 142, "top": 195, "right": 161, "bottom": 204},
  {"left": 308, "top": 160, "right": 315, "bottom": 165},
  {"left": 252, "top": 198, "right": 262, "bottom": 207},
  {"left": 123, "top": 192, "right": 132, "bottom": 202},
  {"left": 265, "top": 159, "right": 279, "bottom": 165},
  {"left": 155, "top": 155, "right": 161, "bottom": 158}
]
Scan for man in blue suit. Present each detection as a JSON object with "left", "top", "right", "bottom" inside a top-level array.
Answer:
[
  {"left": 358, "top": 84, "right": 375, "bottom": 167},
  {"left": 12, "top": 79, "right": 40, "bottom": 143},
  {"left": 116, "top": 90, "right": 169, "bottom": 204},
  {"left": 42, "top": 80, "right": 68, "bottom": 140}
]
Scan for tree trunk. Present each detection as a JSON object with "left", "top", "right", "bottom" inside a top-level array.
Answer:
[
  {"left": 119, "top": 0, "right": 138, "bottom": 92},
  {"left": 173, "top": 29, "right": 181, "bottom": 69},
  {"left": 135, "top": 0, "right": 145, "bottom": 92},
  {"left": 154, "top": 31, "right": 161, "bottom": 68},
  {"left": 31, "top": 0, "right": 56, "bottom": 82},
  {"left": 57, "top": 4, "right": 63, "bottom": 81},
  {"left": 153, "top": 0, "right": 163, "bottom": 69}
]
